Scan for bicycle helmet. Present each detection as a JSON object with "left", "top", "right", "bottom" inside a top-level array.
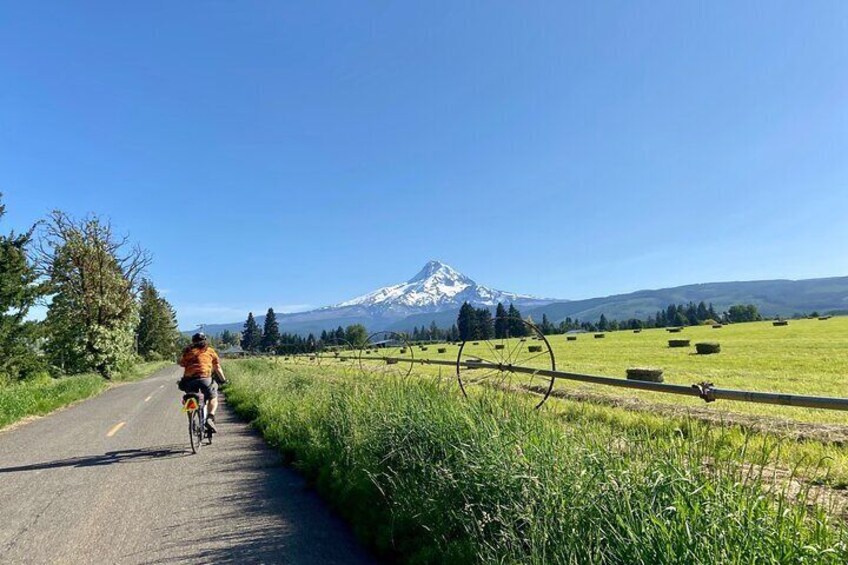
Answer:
[{"left": 192, "top": 332, "right": 207, "bottom": 345}]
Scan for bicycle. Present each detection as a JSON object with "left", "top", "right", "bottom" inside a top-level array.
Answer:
[{"left": 181, "top": 392, "right": 213, "bottom": 453}]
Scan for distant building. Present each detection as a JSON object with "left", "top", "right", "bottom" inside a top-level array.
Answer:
[{"left": 219, "top": 344, "right": 248, "bottom": 358}]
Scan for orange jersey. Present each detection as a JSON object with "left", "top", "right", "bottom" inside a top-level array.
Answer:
[{"left": 179, "top": 345, "right": 220, "bottom": 378}]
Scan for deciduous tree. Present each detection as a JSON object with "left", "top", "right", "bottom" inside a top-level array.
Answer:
[{"left": 38, "top": 211, "right": 150, "bottom": 378}]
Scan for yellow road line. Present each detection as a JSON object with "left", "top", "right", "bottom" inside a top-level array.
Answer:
[{"left": 106, "top": 422, "right": 125, "bottom": 437}]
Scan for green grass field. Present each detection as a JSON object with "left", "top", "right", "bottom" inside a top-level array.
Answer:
[
  {"left": 355, "top": 317, "right": 848, "bottom": 427},
  {"left": 224, "top": 358, "right": 848, "bottom": 564},
  {"left": 0, "top": 361, "right": 170, "bottom": 430}
]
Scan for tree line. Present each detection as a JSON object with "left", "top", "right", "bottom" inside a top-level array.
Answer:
[
  {"left": 0, "top": 195, "right": 180, "bottom": 384},
  {"left": 235, "top": 308, "right": 370, "bottom": 354},
  {"left": 444, "top": 300, "right": 766, "bottom": 339}
]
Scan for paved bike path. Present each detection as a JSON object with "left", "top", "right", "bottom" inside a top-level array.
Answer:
[{"left": 0, "top": 365, "right": 374, "bottom": 564}]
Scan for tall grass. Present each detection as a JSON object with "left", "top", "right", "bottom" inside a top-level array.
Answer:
[
  {"left": 225, "top": 359, "right": 848, "bottom": 564},
  {"left": 0, "top": 361, "right": 169, "bottom": 430}
]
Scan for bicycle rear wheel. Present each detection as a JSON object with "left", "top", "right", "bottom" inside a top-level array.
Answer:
[{"left": 189, "top": 411, "right": 203, "bottom": 454}]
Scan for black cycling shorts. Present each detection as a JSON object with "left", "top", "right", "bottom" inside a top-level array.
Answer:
[{"left": 180, "top": 377, "right": 217, "bottom": 400}]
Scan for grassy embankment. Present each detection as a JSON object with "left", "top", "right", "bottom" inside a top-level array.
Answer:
[
  {"left": 0, "top": 361, "right": 170, "bottom": 430},
  {"left": 225, "top": 358, "right": 848, "bottom": 564}
]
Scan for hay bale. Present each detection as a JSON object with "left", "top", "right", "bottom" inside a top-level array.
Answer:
[
  {"left": 438, "top": 348, "right": 447, "bottom": 353},
  {"left": 473, "top": 341, "right": 480, "bottom": 345},
  {"left": 494, "top": 344, "right": 505, "bottom": 350},
  {"left": 712, "top": 324, "right": 723, "bottom": 329},
  {"left": 773, "top": 320, "right": 789, "bottom": 326},
  {"left": 566, "top": 336, "right": 577, "bottom": 341},
  {"left": 421, "top": 346, "right": 428, "bottom": 351},
  {"left": 626, "top": 368, "right": 664, "bottom": 382},
  {"left": 594, "top": 333, "right": 605, "bottom": 339},
  {"left": 667, "top": 328, "right": 683, "bottom": 333},
  {"left": 467, "top": 358, "right": 483, "bottom": 369},
  {"left": 528, "top": 345, "right": 543, "bottom": 353},
  {"left": 520, "top": 338, "right": 527, "bottom": 342},
  {"left": 818, "top": 316, "right": 832, "bottom": 321},
  {"left": 695, "top": 342, "right": 721, "bottom": 355},
  {"left": 400, "top": 348, "right": 407, "bottom": 353},
  {"left": 668, "top": 339, "right": 690, "bottom": 348},
  {"left": 386, "top": 359, "right": 398, "bottom": 365},
  {"left": 633, "top": 329, "right": 642, "bottom": 333}
]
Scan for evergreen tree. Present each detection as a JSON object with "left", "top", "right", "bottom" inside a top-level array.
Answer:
[
  {"left": 598, "top": 314, "right": 609, "bottom": 331},
  {"left": 666, "top": 305, "right": 677, "bottom": 327},
  {"left": 0, "top": 195, "right": 45, "bottom": 382},
  {"left": 708, "top": 303, "right": 719, "bottom": 321},
  {"left": 494, "top": 303, "right": 508, "bottom": 338},
  {"left": 261, "top": 308, "right": 281, "bottom": 351},
  {"left": 476, "top": 308, "right": 493, "bottom": 339},
  {"left": 241, "top": 312, "right": 262, "bottom": 352},
  {"left": 457, "top": 302, "right": 476, "bottom": 341},
  {"left": 220, "top": 329, "right": 240, "bottom": 346},
  {"left": 507, "top": 304, "right": 527, "bottom": 337},
  {"left": 136, "top": 279, "right": 180, "bottom": 361},
  {"left": 540, "top": 314, "right": 554, "bottom": 335},
  {"left": 697, "top": 301, "right": 710, "bottom": 322}
]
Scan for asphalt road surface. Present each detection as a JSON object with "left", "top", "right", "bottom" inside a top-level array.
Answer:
[{"left": 0, "top": 365, "right": 374, "bottom": 565}]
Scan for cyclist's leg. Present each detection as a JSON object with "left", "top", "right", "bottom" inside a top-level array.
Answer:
[{"left": 197, "top": 378, "right": 219, "bottom": 431}]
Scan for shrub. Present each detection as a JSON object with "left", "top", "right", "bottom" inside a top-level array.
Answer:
[
  {"left": 626, "top": 367, "right": 664, "bottom": 382},
  {"left": 695, "top": 342, "right": 721, "bottom": 355},
  {"left": 668, "top": 339, "right": 690, "bottom": 348}
]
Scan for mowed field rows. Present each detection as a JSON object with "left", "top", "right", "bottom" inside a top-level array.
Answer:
[{"left": 351, "top": 317, "right": 848, "bottom": 426}]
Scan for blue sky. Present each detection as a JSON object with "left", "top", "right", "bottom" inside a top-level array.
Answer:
[{"left": 2, "top": 2, "right": 846, "bottom": 329}]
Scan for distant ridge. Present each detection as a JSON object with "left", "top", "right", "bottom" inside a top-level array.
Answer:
[{"left": 192, "top": 266, "right": 848, "bottom": 336}]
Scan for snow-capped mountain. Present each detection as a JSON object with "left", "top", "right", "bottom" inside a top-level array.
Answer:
[
  {"left": 334, "top": 260, "right": 537, "bottom": 312},
  {"left": 197, "top": 261, "right": 556, "bottom": 336}
]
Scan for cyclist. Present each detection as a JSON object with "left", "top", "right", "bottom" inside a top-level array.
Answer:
[{"left": 178, "top": 332, "right": 227, "bottom": 433}]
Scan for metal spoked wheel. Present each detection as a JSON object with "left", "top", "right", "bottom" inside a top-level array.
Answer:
[
  {"left": 358, "top": 331, "right": 415, "bottom": 379},
  {"left": 456, "top": 316, "right": 556, "bottom": 408}
]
